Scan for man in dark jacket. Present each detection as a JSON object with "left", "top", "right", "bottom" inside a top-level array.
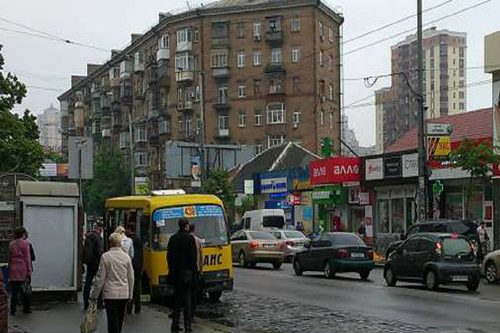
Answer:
[
  {"left": 82, "top": 225, "right": 103, "bottom": 310},
  {"left": 167, "top": 218, "right": 197, "bottom": 332},
  {"left": 127, "top": 223, "right": 143, "bottom": 314}
]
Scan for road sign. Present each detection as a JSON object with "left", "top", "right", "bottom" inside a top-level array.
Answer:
[
  {"left": 68, "top": 136, "right": 93, "bottom": 179},
  {"left": 427, "top": 123, "right": 453, "bottom": 135},
  {"left": 432, "top": 180, "right": 444, "bottom": 194}
]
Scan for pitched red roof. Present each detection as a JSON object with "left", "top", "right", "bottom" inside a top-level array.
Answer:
[{"left": 386, "top": 108, "right": 493, "bottom": 153}]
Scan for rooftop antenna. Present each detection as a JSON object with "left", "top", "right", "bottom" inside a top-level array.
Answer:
[{"left": 186, "top": 0, "right": 192, "bottom": 10}]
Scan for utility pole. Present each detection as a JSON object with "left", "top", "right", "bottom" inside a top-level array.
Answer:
[
  {"left": 417, "top": 0, "right": 427, "bottom": 221},
  {"left": 129, "top": 112, "right": 135, "bottom": 195}
]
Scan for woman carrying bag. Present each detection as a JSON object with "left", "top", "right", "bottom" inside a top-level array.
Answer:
[
  {"left": 90, "top": 232, "right": 134, "bottom": 333},
  {"left": 8, "top": 227, "right": 32, "bottom": 316}
]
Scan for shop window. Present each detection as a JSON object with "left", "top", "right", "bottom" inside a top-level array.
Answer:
[
  {"left": 378, "top": 199, "right": 389, "bottom": 233},
  {"left": 406, "top": 197, "right": 416, "bottom": 230},
  {"left": 391, "top": 198, "right": 405, "bottom": 234},
  {"left": 445, "top": 191, "right": 463, "bottom": 220}
]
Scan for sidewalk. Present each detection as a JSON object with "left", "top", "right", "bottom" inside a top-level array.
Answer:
[{"left": 9, "top": 296, "right": 235, "bottom": 333}]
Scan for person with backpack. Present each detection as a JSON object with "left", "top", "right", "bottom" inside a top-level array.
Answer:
[{"left": 83, "top": 224, "right": 104, "bottom": 310}]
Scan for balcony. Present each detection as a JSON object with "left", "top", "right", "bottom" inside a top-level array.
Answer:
[
  {"left": 177, "top": 101, "right": 193, "bottom": 111},
  {"left": 110, "top": 78, "right": 120, "bottom": 88},
  {"left": 212, "top": 67, "right": 230, "bottom": 79},
  {"left": 265, "top": 30, "right": 283, "bottom": 45},
  {"left": 213, "top": 97, "right": 229, "bottom": 111},
  {"left": 157, "top": 48, "right": 170, "bottom": 61},
  {"left": 176, "top": 70, "right": 194, "bottom": 82},
  {"left": 176, "top": 41, "right": 192, "bottom": 52},
  {"left": 134, "top": 62, "right": 145, "bottom": 73},
  {"left": 211, "top": 38, "right": 229, "bottom": 48},
  {"left": 265, "top": 63, "right": 286, "bottom": 74},
  {"left": 101, "top": 129, "right": 111, "bottom": 138},
  {"left": 217, "top": 129, "right": 229, "bottom": 137}
]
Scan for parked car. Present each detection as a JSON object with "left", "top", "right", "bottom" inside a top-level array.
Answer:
[
  {"left": 385, "top": 220, "right": 479, "bottom": 259},
  {"left": 293, "top": 232, "right": 374, "bottom": 280},
  {"left": 483, "top": 249, "right": 500, "bottom": 283},
  {"left": 235, "top": 209, "right": 286, "bottom": 231},
  {"left": 231, "top": 230, "right": 285, "bottom": 269},
  {"left": 384, "top": 233, "right": 480, "bottom": 291},
  {"left": 269, "top": 229, "right": 309, "bottom": 262}
]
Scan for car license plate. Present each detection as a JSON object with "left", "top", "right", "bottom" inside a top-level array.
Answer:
[
  {"left": 263, "top": 244, "right": 274, "bottom": 248},
  {"left": 350, "top": 252, "right": 365, "bottom": 258},
  {"left": 452, "top": 275, "right": 468, "bottom": 282}
]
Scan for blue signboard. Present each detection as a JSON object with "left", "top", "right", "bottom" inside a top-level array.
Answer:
[{"left": 153, "top": 205, "right": 224, "bottom": 222}]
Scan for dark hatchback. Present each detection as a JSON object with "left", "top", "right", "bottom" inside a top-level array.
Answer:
[
  {"left": 293, "top": 232, "right": 374, "bottom": 280},
  {"left": 384, "top": 233, "right": 480, "bottom": 291},
  {"left": 385, "top": 220, "right": 479, "bottom": 258}
]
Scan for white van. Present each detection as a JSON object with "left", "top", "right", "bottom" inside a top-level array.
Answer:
[{"left": 238, "top": 209, "right": 286, "bottom": 230}]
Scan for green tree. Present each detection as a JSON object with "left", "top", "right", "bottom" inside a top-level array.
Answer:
[
  {"left": 44, "top": 148, "right": 64, "bottom": 163},
  {"left": 450, "top": 138, "right": 499, "bottom": 219},
  {"left": 202, "top": 169, "right": 235, "bottom": 213},
  {"left": 82, "top": 145, "right": 130, "bottom": 216},
  {"left": 0, "top": 45, "right": 44, "bottom": 176}
]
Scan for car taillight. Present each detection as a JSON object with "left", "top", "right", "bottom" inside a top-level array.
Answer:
[
  {"left": 286, "top": 240, "right": 295, "bottom": 247},
  {"left": 367, "top": 250, "right": 374, "bottom": 260},
  {"left": 335, "top": 249, "right": 349, "bottom": 258},
  {"left": 436, "top": 242, "right": 443, "bottom": 256},
  {"left": 470, "top": 242, "right": 475, "bottom": 251},
  {"left": 250, "top": 241, "right": 259, "bottom": 249},
  {"left": 278, "top": 242, "right": 286, "bottom": 249}
]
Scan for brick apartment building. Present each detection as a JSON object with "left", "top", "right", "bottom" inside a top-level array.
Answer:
[
  {"left": 58, "top": 0, "right": 343, "bottom": 189},
  {"left": 375, "top": 27, "right": 467, "bottom": 153}
]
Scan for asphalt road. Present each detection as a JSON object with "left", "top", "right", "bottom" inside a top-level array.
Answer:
[{"left": 233, "top": 263, "right": 500, "bottom": 333}]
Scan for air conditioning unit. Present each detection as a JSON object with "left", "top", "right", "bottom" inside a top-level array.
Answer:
[
  {"left": 254, "top": 35, "right": 261, "bottom": 41},
  {"left": 293, "top": 123, "right": 298, "bottom": 129}
]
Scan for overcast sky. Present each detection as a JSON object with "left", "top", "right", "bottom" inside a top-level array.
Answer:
[{"left": 2, "top": 0, "right": 497, "bottom": 146}]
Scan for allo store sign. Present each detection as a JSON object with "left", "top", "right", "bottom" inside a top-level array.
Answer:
[{"left": 310, "top": 157, "right": 361, "bottom": 185}]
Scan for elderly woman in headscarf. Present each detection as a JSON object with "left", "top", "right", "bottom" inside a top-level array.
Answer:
[
  {"left": 115, "top": 226, "right": 134, "bottom": 259},
  {"left": 91, "top": 232, "right": 134, "bottom": 333}
]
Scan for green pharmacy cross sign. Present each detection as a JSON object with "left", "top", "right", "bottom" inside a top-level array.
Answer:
[{"left": 432, "top": 180, "right": 444, "bottom": 194}]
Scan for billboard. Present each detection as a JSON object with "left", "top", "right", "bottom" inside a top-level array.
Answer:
[
  {"left": 309, "top": 157, "right": 361, "bottom": 185},
  {"left": 68, "top": 136, "right": 93, "bottom": 179}
]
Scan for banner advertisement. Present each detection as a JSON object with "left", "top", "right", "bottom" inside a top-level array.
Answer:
[
  {"left": 310, "top": 157, "right": 361, "bottom": 185},
  {"left": 134, "top": 177, "right": 149, "bottom": 195},
  {"left": 365, "top": 158, "right": 383, "bottom": 180}
]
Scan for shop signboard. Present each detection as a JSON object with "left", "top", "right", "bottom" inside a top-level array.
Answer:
[
  {"left": 427, "top": 135, "right": 451, "bottom": 160},
  {"left": 402, "top": 153, "right": 418, "bottom": 178},
  {"left": 309, "top": 157, "right": 361, "bottom": 185},
  {"left": 365, "top": 158, "right": 383, "bottom": 180},
  {"left": 260, "top": 177, "right": 288, "bottom": 194},
  {"left": 312, "top": 185, "right": 345, "bottom": 205},
  {"left": 286, "top": 193, "right": 301, "bottom": 206},
  {"left": 134, "top": 177, "right": 149, "bottom": 194},
  {"left": 427, "top": 123, "right": 452, "bottom": 135},
  {"left": 244, "top": 180, "right": 254, "bottom": 194},
  {"left": 384, "top": 156, "right": 402, "bottom": 178},
  {"left": 40, "top": 163, "right": 57, "bottom": 177},
  {"left": 292, "top": 167, "right": 312, "bottom": 191}
]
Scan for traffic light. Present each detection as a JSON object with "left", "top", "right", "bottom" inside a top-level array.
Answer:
[{"left": 321, "top": 137, "right": 333, "bottom": 157}]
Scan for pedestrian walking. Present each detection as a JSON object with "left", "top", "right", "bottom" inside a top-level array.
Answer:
[
  {"left": 477, "top": 221, "right": 489, "bottom": 261},
  {"left": 91, "top": 232, "right": 134, "bottom": 333},
  {"left": 115, "top": 226, "right": 134, "bottom": 259},
  {"left": 126, "top": 223, "right": 143, "bottom": 314},
  {"left": 8, "top": 226, "right": 32, "bottom": 315},
  {"left": 189, "top": 224, "right": 203, "bottom": 319},
  {"left": 23, "top": 229, "right": 35, "bottom": 271},
  {"left": 167, "top": 218, "right": 197, "bottom": 332},
  {"left": 82, "top": 225, "right": 104, "bottom": 310}
]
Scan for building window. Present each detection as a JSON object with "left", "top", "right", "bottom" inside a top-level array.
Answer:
[
  {"left": 267, "top": 17, "right": 282, "bottom": 32},
  {"left": 329, "top": 112, "right": 333, "bottom": 129},
  {"left": 217, "top": 86, "right": 228, "bottom": 104},
  {"left": 255, "top": 143, "right": 263, "bottom": 155},
  {"left": 329, "top": 84, "right": 334, "bottom": 101},
  {"left": 267, "top": 103, "right": 286, "bottom": 124},
  {"left": 177, "top": 28, "right": 192, "bottom": 44},
  {"left": 193, "top": 29, "right": 199, "bottom": 42},
  {"left": 319, "top": 80, "right": 326, "bottom": 98},
  {"left": 253, "top": 79, "right": 262, "bottom": 96},
  {"left": 292, "top": 18, "right": 300, "bottom": 32},
  {"left": 119, "top": 132, "right": 130, "bottom": 148},
  {"left": 459, "top": 80, "right": 464, "bottom": 88},
  {"left": 212, "top": 22, "right": 228, "bottom": 38},
  {"left": 134, "top": 152, "right": 148, "bottom": 167},
  {"left": 158, "top": 118, "right": 171, "bottom": 134},
  {"left": 459, "top": 102, "right": 465, "bottom": 110},
  {"left": 459, "top": 47, "right": 465, "bottom": 58},
  {"left": 237, "top": 22, "right": 245, "bottom": 38},
  {"left": 319, "top": 50, "right": 324, "bottom": 66},
  {"left": 238, "top": 111, "right": 247, "bottom": 127},
  {"left": 134, "top": 124, "right": 146, "bottom": 142},
  {"left": 269, "top": 77, "right": 284, "bottom": 94},
  {"left": 329, "top": 55, "right": 334, "bottom": 71},
  {"left": 253, "top": 50, "right": 262, "bottom": 66},
  {"left": 186, "top": 115, "right": 193, "bottom": 136},
  {"left": 271, "top": 48, "right": 282, "bottom": 64},
  {"left": 218, "top": 115, "right": 229, "bottom": 130},
  {"left": 459, "top": 91, "right": 465, "bottom": 99},
  {"left": 268, "top": 134, "right": 284, "bottom": 148},
  {"left": 320, "top": 110, "right": 325, "bottom": 125},
  {"left": 211, "top": 49, "right": 229, "bottom": 68},
  {"left": 175, "top": 52, "right": 193, "bottom": 71},
  {"left": 158, "top": 34, "right": 169, "bottom": 49},
  {"left": 292, "top": 48, "right": 301, "bottom": 63},
  {"left": 459, "top": 69, "right": 465, "bottom": 77},
  {"left": 253, "top": 20, "right": 261, "bottom": 40},
  {"left": 329, "top": 27, "right": 334, "bottom": 42},
  {"left": 237, "top": 51, "right": 246, "bottom": 68},
  {"left": 254, "top": 111, "right": 262, "bottom": 126},
  {"left": 319, "top": 20, "right": 325, "bottom": 40},
  {"left": 292, "top": 76, "right": 301, "bottom": 95},
  {"left": 293, "top": 107, "right": 301, "bottom": 125},
  {"left": 197, "top": 118, "right": 202, "bottom": 135},
  {"left": 178, "top": 116, "right": 184, "bottom": 133},
  {"left": 238, "top": 84, "right": 246, "bottom": 98}
]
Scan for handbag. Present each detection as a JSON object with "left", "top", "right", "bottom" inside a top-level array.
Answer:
[
  {"left": 80, "top": 301, "right": 97, "bottom": 333},
  {"left": 20, "top": 279, "right": 32, "bottom": 306}
]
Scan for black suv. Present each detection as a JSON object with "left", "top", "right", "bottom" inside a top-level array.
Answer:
[
  {"left": 385, "top": 220, "right": 479, "bottom": 258},
  {"left": 384, "top": 233, "right": 480, "bottom": 291}
]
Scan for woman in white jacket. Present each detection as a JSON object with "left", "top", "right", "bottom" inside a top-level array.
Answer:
[{"left": 91, "top": 232, "right": 134, "bottom": 333}]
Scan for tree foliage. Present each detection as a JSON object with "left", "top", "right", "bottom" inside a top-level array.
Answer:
[
  {"left": 202, "top": 169, "right": 235, "bottom": 213},
  {"left": 450, "top": 138, "right": 499, "bottom": 218},
  {"left": 82, "top": 145, "right": 130, "bottom": 216},
  {"left": 0, "top": 46, "right": 44, "bottom": 176}
]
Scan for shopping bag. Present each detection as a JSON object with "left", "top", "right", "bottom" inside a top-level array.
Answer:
[
  {"left": 19, "top": 280, "right": 32, "bottom": 306},
  {"left": 80, "top": 301, "right": 97, "bottom": 333}
]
